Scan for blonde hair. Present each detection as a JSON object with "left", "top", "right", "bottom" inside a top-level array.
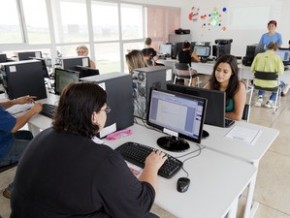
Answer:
[
  {"left": 76, "top": 45, "right": 89, "bottom": 56},
  {"left": 125, "top": 50, "right": 147, "bottom": 73}
]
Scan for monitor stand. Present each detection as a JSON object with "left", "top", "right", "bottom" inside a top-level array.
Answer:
[
  {"left": 202, "top": 130, "right": 209, "bottom": 138},
  {"left": 157, "top": 136, "right": 189, "bottom": 152}
]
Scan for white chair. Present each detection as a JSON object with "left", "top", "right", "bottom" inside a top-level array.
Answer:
[{"left": 174, "top": 63, "right": 200, "bottom": 87}]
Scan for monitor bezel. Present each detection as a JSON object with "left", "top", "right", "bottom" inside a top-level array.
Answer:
[
  {"left": 194, "top": 45, "right": 211, "bottom": 58},
  {"left": 146, "top": 88, "right": 207, "bottom": 144}
]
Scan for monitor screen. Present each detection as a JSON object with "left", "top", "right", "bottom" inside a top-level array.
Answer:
[
  {"left": 18, "top": 51, "right": 42, "bottom": 61},
  {"left": 60, "top": 56, "right": 90, "bottom": 70},
  {"left": 0, "top": 54, "right": 7, "bottom": 63},
  {"left": 54, "top": 68, "right": 79, "bottom": 95},
  {"left": 159, "top": 44, "right": 172, "bottom": 56},
  {"left": 73, "top": 65, "right": 100, "bottom": 78},
  {"left": 167, "top": 83, "right": 227, "bottom": 128},
  {"left": 147, "top": 88, "right": 207, "bottom": 151},
  {"left": 194, "top": 45, "right": 211, "bottom": 57},
  {"left": 277, "top": 48, "right": 290, "bottom": 64}
]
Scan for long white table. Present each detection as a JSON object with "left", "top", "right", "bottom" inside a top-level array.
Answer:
[{"left": 28, "top": 109, "right": 256, "bottom": 218}]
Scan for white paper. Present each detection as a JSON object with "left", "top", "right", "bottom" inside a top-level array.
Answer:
[
  {"left": 225, "top": 125, "right": 262, "bottom": 146},
  {"left": 125, "top": 161, "right": 143, "bottom": 178},
  {"left": 6, "top": 103, "right": 33, "bottom": 116}
]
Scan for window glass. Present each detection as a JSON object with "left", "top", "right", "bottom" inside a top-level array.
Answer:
[
  {"left": 121, "top": 4, "right": 143, "bottom": 40},
  {"left": 52, "top": 0, "right": 89, "bottom": 43},
  {"left": 22, "top": 0, "right": 51, "bottom": 44},
  {"left": 95, "top": 43, "right": 121, "bottom": 74},
  {"left": 0, "top": 0, "right": 22, "bottom": 43},
  {"left": 91, "top": 1, "right": 119, "bottom": 41}
]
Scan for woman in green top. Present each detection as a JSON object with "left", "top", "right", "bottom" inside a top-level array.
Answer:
[{"left": 204, "top": 54, "right": 246, "bottom": 120}]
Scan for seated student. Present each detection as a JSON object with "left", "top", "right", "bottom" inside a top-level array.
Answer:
[
  {"left": 0, "top": 95, "right": 42, "bottom": 199},
  {"left": 204, "top": 54, "right": 246, "bottom": 120},
  {"left": 76, "top": 45, "right": 96, "bottom": 69},
  {"left": 11, "top": 82, "right": 166, "bottom": 218},
  {"left": 176, "top": 41, "right": 200, "bottom": 86},
  {"left": 251, "top": 42, "right": 284, "bottom": 108},
  {"left": 142, "top": 37, "right": 158, "bottom": 66},
  {"left": 126, "top": 49, "right": 147, "bottom": 74}
]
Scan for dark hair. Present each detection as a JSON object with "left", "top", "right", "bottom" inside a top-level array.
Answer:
[
  {"left": 53, "top": 82, "right": 107, "bottom": 138},
  {"left": 209, "top": 54, "right": 240, "bottom": 101},
  {"left": 267, "top": 42, "right": 279, "bottom": 51},
  {"left": 145, "top": 37, "right": 152, "bottom": 46},
  {"left": 268, "top": 20, "right": 277, "bottom": 27},
  {"left": 183, "top": 41, "right": 191, "bottom": 49}
]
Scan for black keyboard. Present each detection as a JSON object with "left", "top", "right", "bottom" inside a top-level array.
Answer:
[
  {"left": 40, "top": 103, "right": 57, "bottom": 118},
  {"left": 225, "top": 118, "right": 235, "bottom": 127},
  {"left": 115, "top": 142, "right": 183, "bottom": 179}
]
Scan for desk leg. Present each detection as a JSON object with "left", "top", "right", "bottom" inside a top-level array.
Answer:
[
  {"left": 27, "top": 123, "right": 42, "bottom": 137},
  {"left": 243, "top": 165, "right": 258, "bottom": 218},
  {"left": 227, "top": 197, "right": 239, "bottom": 218}
]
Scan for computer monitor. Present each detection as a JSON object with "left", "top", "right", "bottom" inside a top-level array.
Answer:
[
  {"left": 277, "top": 48, "right": 290, "bottom": 65},
  {"left": 30, "top": 57, "right": 50, "bottom": 78},
  {"left": 0, "top": 60, "right": 47, "bottom": 100},
  {"left": 73, "top": 65, "right": 100, "bottom": 78},
  {"left": 147, "top": 88, "right": 207, "bottom": 152},
  {"left": 167, "top": 83, "right": 228, "bottom": 128},
  {"left": 18, "top": 51, "right": 42, "bottom": 61},
  {"left": 54, "top": 68, "right": 80, "bottom": 95},
  {"left": 0, "top": 54, "right": 7, "bottom": 63},
  {"left": 194, "top": 45, "right": 211, "bottom": 58},
  {"left": 60, "top": 56, "right": 90, "bottom": 70},
  {"left": 159, "top": 44, "right": 172, "bottom": 57}
]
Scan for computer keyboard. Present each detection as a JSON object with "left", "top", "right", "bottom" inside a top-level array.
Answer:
[
  {"left": 40, "top": 103, "right": 57, "bottom": 118},
  {"left": 115, "top": 141, "right": 183, "bottom": 179},
  {"left": 225, "top": 118, "right": 235, "bottom": 127}
]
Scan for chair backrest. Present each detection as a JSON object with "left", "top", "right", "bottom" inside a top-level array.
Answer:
[
  {"left": 242, "top": 104, "right": 250, "bottom": 122},
  {"left": 254, "top": 71, "right": 278, "bottom": 80},
  {"left": 175, "top": 62, "right": 189, "bottom": 71}
]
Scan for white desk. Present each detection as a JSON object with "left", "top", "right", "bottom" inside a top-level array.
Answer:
[
  {"left": 101, "top": 124, "right": 257, "bottom": 218},
  {"left": 28, "top": 106, "right": 256, "bottom": 218},
  {"left": 202, "top": 121, "right": 279, "bottom": 218},
  {"left": 191, "top": 62, "right": 290, "bottom": 84}
]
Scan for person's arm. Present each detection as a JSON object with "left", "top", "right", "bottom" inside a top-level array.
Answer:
[
  {"left": 89, "top": 59, "right": 96, "bottom": 69},
  {"left": 191, "top": 52, "right": 200, "bottom": 62},
  {"left": 225, "top": 82, "right": 246, "bottom": 120},
  {"left": 138, "top": 150, "right": 167, "bottom": 192},
  {"left": 0, "top": 96, "right": 36, "bottom": 109},
  {"left": 11, "top": 103, "right": 42, "bottom": 133}
]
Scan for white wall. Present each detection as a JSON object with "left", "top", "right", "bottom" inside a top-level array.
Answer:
[{"left": 179, "top": 0, "right": 290, "bottom": 56}]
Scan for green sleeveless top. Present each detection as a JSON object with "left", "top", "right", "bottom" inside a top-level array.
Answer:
[{"left": 226, "top": 98, "right": 234, "bottom": 112}]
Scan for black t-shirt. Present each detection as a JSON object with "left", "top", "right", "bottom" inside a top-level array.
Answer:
[
  {"left": 178, "top": 49, "right": 192, "bottom": 66},
  {"left": 11, "top": 128, "right": 155, "bottom": 218}
]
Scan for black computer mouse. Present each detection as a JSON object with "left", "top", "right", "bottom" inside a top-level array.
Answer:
[{"left": 177, "top": 177, "right": 190, "bottom": 193}]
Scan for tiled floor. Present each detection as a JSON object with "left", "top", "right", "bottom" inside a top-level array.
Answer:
[{"left": 0, "top": 92, "right": 289, "bottom": 218}]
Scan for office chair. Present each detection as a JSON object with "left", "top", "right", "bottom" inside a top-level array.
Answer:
[
  {"left": 174, "top": 63, "right": 200, "bottom": 87},
  {"left": 253, "top": 71, "right": 280, "bottom": 113}
]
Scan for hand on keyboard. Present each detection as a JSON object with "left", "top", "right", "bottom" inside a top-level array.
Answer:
[{"left": 144, "top": 150, "right": 168, "bottom": 173}]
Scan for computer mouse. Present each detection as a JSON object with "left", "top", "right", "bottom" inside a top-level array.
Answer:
[{"left": 177, "top": 177, "right": 190, "bottom": 193}]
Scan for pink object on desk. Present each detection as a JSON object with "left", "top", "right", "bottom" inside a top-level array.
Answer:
[{"left": 106, "top": 129, "right": 132, "bottom": 140}]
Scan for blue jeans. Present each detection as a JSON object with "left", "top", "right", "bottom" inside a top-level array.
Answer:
[
  {"left": 257, "top": 81, "right": 285, "bottom": 101},
  {"left": 0, "top": 130, "right": 33, "bottom": 193}
]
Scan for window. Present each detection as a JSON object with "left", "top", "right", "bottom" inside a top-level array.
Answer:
[
  {"left": 22, "top": 0, "right": 51, "bottom": 44},
  {"left": 95, "top": 43, "right": 121, "bottom": 73},
  {"left": 121, "top": 4, "right": 143, "bottom": 40},
  {"left": 0, "top": 0, "right": 22, "bottom": 43},
  {"left": 91, "top": 1, "right": 119, "bottom": 42},
  {"left": 52, "top": 0, "right": 89, "bottom": 43}
]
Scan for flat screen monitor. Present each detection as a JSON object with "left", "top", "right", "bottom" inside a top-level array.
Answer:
[
  {"left": 60, "top": 56, "right": 90, "bottom": 70},
  {"left": 194, "top": 45, "right": 211, "bottom": 58},
  {"left": 0, "top": 54, "right": 7, "bottom": 63},
  {"left": 167, "top": 83, "right": 228, "bottom": 128},
  {"left": 73, "top": 65, "right": 100, "bottom": 78},
  {"left": 159, "top": 44, "right": 172, "bottom": 57},
  {"left": 54, "top": 68, "right": 80, "bottom": 95},
  {"left": 18, "top": 51, "right": 42, "bottom": 61},
  {"left": 147, "top": 88, "right": 207, "bottom": 152},
  {"left": 277, "top": 48, "right": 290, "bottom": 65}
]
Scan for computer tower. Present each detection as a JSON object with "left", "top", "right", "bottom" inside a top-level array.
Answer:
[
  {"left": 81, "top": 72, "right": 134, "bottom": 138},
  {"left": 0, "top": 60, "right": 47, "bottom": 100},
  {"left": 132, "top": 66, "right": 167, "bottom": 119}
]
